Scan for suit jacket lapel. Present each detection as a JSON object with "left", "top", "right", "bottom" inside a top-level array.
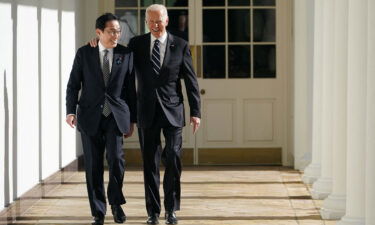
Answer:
[
  {"left": 109, "top": 46, "right": 121, "bottom": 84},
  {"left": 144, "top": 34, "right": 152, "bottom": 68},
  {"left": 160, "top": 33, "right": 174, "bottom": 74},
  {"left": 91, "top": 46, "right": 105, "bottom": 87}
]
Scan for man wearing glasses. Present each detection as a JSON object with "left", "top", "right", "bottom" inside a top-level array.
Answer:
[{"left": 65, "top": 13, "right": 136, "bottom": 225}]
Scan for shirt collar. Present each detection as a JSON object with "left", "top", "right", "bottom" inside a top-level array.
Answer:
[
  {"left": 98, "top": 41, "right": 114, "bottom": 53},
  {"left": 151, "top": 32, "right": 168, "bottom": 45}
]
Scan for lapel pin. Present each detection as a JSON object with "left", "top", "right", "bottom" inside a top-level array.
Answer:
[{"left": 116, "top": 56, "right": 123, "bottom": 65}]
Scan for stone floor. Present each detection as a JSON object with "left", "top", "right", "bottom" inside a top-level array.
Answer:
[{"left": 0, "top": 166, "right": 338, "bottom": 225}]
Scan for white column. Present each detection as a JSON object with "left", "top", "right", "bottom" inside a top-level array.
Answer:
[
  {"left": 302, "top": 0, "right": 323, "bottom": 184},
  {"left": 293, "top": 0, "right": 314, "bottom": 171},
  {"left": 365, "top": 0, "right": 375, "bottom": 224},
  {"left": 310, "top": 0, "right": 334, "bottom": 199},
  {"left": 337, "top": 0, "right": 367, "bottom": 224},
  {"left": 320, "top": 0, "right": 348, "bottom": 219}
]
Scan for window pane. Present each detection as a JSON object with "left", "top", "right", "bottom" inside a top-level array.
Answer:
[
  {"left": 253, "top": 45, "right": 276, "bottom": 78},
  {"left": 115, "top": 10, "right": 138, "bottom": 45},
  {"left": 167, "top": 10, "right": 189, "bottom": 41},
  {"left": 228, "top": 0, "right": 250, "bottom": 6},
  {"left": 141, "top": 0, "right": 163, "bottom": 7},
  {"left": 115, "top": 0, "right": 137, "bottom": 7},
  {"left": 166, "top": 0, "right": 188, "bottom": 6},
  {"left": 229, "top": 45, "right": 250, "bottom": 78},
  {"left": 253, "top": 0, "right": 275, "bottom": 6},
  {"left": 203, "top": 46, "right": 226, "bottom": 78},
  {"left": 253, "top": 9, "right": 275, "bottom": 42},
  {"left": 203, "top": 0, "right": 225, "bottom": 6},
  {"left": 140, "top": 10, "right": 149, "bottom": 34},
  {"left": 203, "top": 10, "right": 225, "bottom": 42},
  {"left": 228, "top": 9, "right": 250, "bottom": 42}
]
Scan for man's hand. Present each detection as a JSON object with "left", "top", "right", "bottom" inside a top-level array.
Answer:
[
  {"left": 190, "top": 117, "right": 201, "bottom": 135},
  {"left": 89, "top": 37, "right": 99, "bottom": 47},
  {"left": 66, "top": 115, "right": 77, "bottom": 128},
  {"left": 124, "top": 123, "right": 135, "bottom": 138}
]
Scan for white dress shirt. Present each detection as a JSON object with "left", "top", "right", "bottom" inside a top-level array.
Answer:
[
  {"left": 98, "top": 41, "right": 114, "bottom": 73},
  {"left": 150, "top": 32, "right": 168, "bottom": 67}
]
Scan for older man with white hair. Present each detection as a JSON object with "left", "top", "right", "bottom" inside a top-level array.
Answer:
[{"left": 128, "top": 4, "right": 201, "bottom": 225}]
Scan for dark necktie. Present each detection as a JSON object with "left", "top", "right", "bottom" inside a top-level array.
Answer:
[
  {"left": 151, "top": 39, "right": 161, "bottom": 76},
  {"left": 102, "top": 49, "right": 111, "bottom": 116}
]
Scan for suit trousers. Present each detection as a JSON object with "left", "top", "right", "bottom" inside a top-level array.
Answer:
[
  {"left": 80, "top": 114, "right": 126, "bottom": 218},
  {"left": 138, "top": 103, "right": 183, "bottom": 215}
]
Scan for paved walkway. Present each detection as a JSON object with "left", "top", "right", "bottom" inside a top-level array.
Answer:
[{"left": 0, "top": 166, "right": 337, "bottom": 225}]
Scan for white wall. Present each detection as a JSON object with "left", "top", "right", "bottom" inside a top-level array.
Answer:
[
  {"left": 0, "top": 0, "right": 15, "bottom": 210},
  {"left": 60, "top": 4, "right": 79, "bottom": 168},
  {"left": 40, "top": 0, "right": 60, "bottom": 180},
  {"left": 17, "top": 0, "right": 40, "bottom": 197},
  {"left": 0, "top": 0, "right": 99, "bottom": 211}
]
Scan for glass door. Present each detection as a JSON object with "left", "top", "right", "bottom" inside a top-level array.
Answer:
[{"left": 111, "top": 0, "right": 292, "bottom": 165}]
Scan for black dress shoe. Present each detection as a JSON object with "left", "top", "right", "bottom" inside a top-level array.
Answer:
[
  {"left": 111, "top": 205, "right": 126, "bottom": 223},
  {"left": 165, "top": 211, "right": 178, "bottom": 224},
  {"left": 92, "top": 216, "right": 104, "bottom": 225},
  {"left": 146, "top": 213, "right": 159, "bottom": 224}
]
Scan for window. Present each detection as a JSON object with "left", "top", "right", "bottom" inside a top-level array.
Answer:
[
  {"left": 115, "top": 0, "right": 189, "bottom": 44},
  {"left": 114, "top": 0, "right": 276, "bottom": 79},
  {"left": 202, "top": 0, "right": 276, "bottom": 78}
]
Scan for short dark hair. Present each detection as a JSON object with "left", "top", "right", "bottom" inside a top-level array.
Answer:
[{"left": 95, "top": 13, "right": 119, "bottom": 31}]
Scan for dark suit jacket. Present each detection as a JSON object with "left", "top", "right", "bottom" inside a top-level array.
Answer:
[
  {"left": 66, "top": 44, "right": 137, "bottom": 135},
  {"left": 128, "top": 33, "right": 201, "bottom": 128}
]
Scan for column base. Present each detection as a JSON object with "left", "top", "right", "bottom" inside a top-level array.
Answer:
[
  {"left": 295, "top": 152, "right": 311, "bottom": 171},
  {"left": 336, "top": 216, "right": 365, "bottom": 225},
  {"left": 302, "top": 163, "right": 321, "bottom": 184},
  {"left": 311, "top": 177, "right": 332, "bottom": 199},
  {"left": 320, "top": 194, "right": 346, "bottom": 219}
]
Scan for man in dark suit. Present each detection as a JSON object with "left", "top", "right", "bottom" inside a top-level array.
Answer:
[
  {"left": 129, "top": 4, "right": 201, "bottom": 225},
  {"left": 65, "top": 13, "right": 136, "bottom": 225}
]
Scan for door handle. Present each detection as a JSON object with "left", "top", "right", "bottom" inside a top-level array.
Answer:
[{"left": 200, "top": 89, "right": 206, "bottom": 95}]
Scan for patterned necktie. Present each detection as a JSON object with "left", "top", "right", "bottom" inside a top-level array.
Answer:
[
  {"left": 102, "top": 49, "right": 111, "bottom": 116},
  {"left": 151, "top": 39, "right": 161, "bottom": 76}
]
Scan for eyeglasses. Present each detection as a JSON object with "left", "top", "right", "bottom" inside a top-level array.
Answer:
[{"left": 105, "top": 29, "right": 121, "bottom": 36}]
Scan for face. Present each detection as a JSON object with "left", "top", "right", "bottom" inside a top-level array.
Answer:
[
  {"left": 146, "top": 10, "right": 169, "bottom": 38},
  {"left": 96, "top": 20, "right": 121, "bottom": 48}
]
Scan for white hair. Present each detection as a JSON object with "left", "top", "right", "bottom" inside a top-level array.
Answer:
[{"left": 145, "top": 4, "right": 168, "bottom": 22}]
